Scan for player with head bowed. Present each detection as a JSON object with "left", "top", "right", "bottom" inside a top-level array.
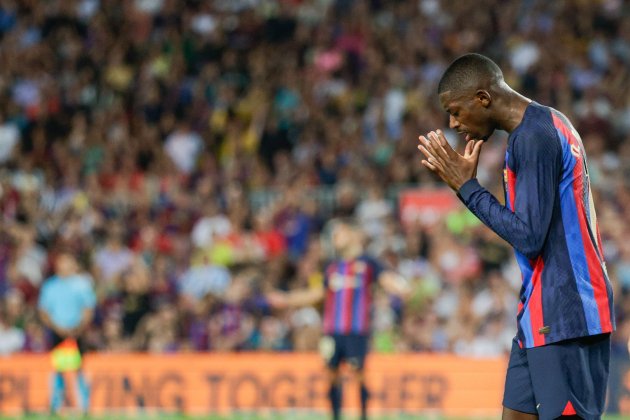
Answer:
[{"left": 418, "top": 53, "right": 614, "bottom": 420}]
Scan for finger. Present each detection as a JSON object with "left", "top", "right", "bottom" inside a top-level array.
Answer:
[
  {"left": 435, "top": 129, "right": 458, "bottom": 158},
  {"left": 418, "top": 146, "right": 442, "bottom": 172},
  {"left": 427, "top": 154, "right": 445, "bottom": 172},
  {"left": 427, "top": 132, "right": 450, "bottom": 162},
  {"left": 418, "top": 136, "right": 433, "bottom": 153},
  {"left": 419, "top": 145, "right": 446, "bottom": 172},
  {"left": 421, "top": 160, "right": 438, "bottom": 172},
  {"left": 472, "top": 140, "right": 484, "bottom": 159},
  {"left": 464, "top": 139, "right": 474, "bottom": 157},
  {"left": 428, "top": 131, "right": 450, "bottom": 157},
  {"left": 417, "top": 144, "right": 435, "bottom": 160},
  {"left": 418, "top": 135, "right": 431, "bottom": 145},
  {"left": 418, "top": 135, "right": 435, "bottom": 152}
]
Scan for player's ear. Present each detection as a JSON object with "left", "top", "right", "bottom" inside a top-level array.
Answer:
[{"left": 475, "top": 90, "right": 491, "bottom": 108}]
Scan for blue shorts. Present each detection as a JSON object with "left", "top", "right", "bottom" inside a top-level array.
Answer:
[
  {"left": 320, "top": 334, "right": 369, "bottom": 370},
  {"left": 503, "top": 333, "right": 610, "bottom": 420}
]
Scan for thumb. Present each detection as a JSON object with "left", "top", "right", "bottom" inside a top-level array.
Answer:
[
  {"left": 472, "top": 140, "right": 484, "bottom": 160},
  {"left": 464, "top": 140, "right": 474, "bottom": 157}
]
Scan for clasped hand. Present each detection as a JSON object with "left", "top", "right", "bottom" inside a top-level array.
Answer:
[{"left": 417, "top": 130, "right": 484, "bottom": 191}]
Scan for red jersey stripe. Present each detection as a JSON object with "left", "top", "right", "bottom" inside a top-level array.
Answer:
[
  {"left": 570, "top": 137, "right": 613, "bottom": 332},
  {"left": 323, "top": 266, "right": 336, "bottom": 334},
  {"left": 528, "top": 257, "right": 546, "bottom": 346},
  {"left": 342, "top": 262, "right": 355, "bottom": 334},
  {"left": 506, "top": 167, "right": 516, "bottom": 210}
]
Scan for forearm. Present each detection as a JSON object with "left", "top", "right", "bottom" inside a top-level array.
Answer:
[
  {"left": 39, "top": 310, "right": 69, "bottom": 337},
  {"left": 285, "top": 288, "right": 324, "bottom": 308},
  {"left": 458, "top": 179, "right": 544, "bottom": 259},
  {"left": 74, "top": 309, "right": 94, "bottom": 335},
  {"left": 379, "top": 271, "right": 411, "bottom": 299},
  {"left": 39, "top": 311, "right": 56, "bottom": 330}
]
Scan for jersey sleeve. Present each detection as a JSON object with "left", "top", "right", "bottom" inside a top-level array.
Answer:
[
  {"left": 322, "top": 261, "right": 332, "bottom": 289},
  {"left": 458, "top": 129, "right": 562, "bottom": 260},
  {"left": 363, "top": 256, "right": 384, "bottom": 281}
]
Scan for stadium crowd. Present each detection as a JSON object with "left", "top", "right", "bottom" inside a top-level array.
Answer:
[{"left": 0, "top": 0, "right": 630, "bottom": 360}]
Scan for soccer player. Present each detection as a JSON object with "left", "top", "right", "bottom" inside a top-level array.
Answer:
[
  {"left": 268, "top": 218, "right": 409, "bottom": 420},
  {"left": 38, "top": 250, "right": 96, "bottom": 415},
  {"left": 417, "top": 53, "right": 614, "bottom": 420}
]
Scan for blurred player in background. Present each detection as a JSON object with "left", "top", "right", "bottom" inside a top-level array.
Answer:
[
  {"left": 418, "top": 53, "right": 614, "bottom": 420},
  {"left": 268, "top": 218, "right": 410, "bottom": 420},
  {"left": 38, "top": 250, "right": 96, "bottom": 415}
]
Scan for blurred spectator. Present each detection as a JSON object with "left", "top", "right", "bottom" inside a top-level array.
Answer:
[
  {"left": 0, "top": 112, "right": 19, "bottom": 163},
  {"left": 164, "top": 120, "right": 204, "bottom": 174},
  {"left": 119, "top": 260, "right": 152, "bottom": 337},
  {"left": 0, "top": 307, "right": 25, "bottom": 355},
  {"left": 190, "top": 201, "right": 232, "bottom": 249},
  {"left": 0, "top": 0, "right": 627, "bottom": 367},
  {"left": 93, "top": 225, "right": 134, "bottom": 285},
  {"left": 208, "top": 272, "right": 257, "bottom": 351},
  {"left": 179, "top": 254, "right": 231, "bottom": 304}
]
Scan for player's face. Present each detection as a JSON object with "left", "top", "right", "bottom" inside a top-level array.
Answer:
[
  {"left": 331, "top": 223, "right": 356, "bottom": 253},
  {"left": 55, "top": 254, "right": 77, "bottom": 277},
  {"left": 439, "top": 91, "right": 495, "bottom": 141}
]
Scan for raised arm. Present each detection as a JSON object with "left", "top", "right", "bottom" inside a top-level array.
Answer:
[
  {"left": 378, "top": 271, "right": 412, "bottom": 299},
  {"left": 267, "top": 286, "right": 325, "bottom": 309},
  {"left": 458, "top": 131, "right": 561, "bottom": 259}
]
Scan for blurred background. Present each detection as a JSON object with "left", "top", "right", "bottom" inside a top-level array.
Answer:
[{"left": 1, "top": 0, "right": 630, "bottom": 417}]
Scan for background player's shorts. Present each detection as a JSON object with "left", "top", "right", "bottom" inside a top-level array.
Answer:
[
  {"left": 51, "top": 332, "right": 87, "bottom": 355},
  {"left": 503, "top": 333, "right": 610, "bottom": 420},
  {"left": 320, "top": 334, "right": 369, "bottom": 370}
]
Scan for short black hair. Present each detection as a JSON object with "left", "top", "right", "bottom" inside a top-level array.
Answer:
[{"left": 438, "top": 53, "right": 503, "bottom": 95}]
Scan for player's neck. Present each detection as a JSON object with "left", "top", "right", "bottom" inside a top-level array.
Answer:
[
  {"left": 339, "top": 245, "right": 362, "bottom": 260},
  {"left": 494, "top": 88, "right": 532, "bottom": 134}
]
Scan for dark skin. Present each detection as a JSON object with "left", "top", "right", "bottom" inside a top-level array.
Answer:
[
  {"left": 418, "top": 83, "right": 531, "bottom": 191},
  {"left": 418, "top": 82, "right": 582, "bottom": 420}
]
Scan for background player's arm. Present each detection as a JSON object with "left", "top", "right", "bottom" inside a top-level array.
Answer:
[
  {"left": 378, "top": 271, "right": 411, "bottom": 298},
  {"left": 71, "top": 278, "right": 97, "bottom": 336},
  {"left": 37, "top": 286, "right": 69, "bottom": 337},
  {"left": 267, "top": 286, "right": 325, "bottom": 309},
  {"left": 457, "top": 131, "right": 562, "bottom": 259},
  {"left": 71, "top": 307, "right": 94, "bottom": 336},
  {"left": 37, "top": 309, "right": 66, "bottom": 337}
]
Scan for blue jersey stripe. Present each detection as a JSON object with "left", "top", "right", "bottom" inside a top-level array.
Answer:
[
  {"left": 325, "top": 257, "right": 379, "bottom": 335},
  {"left": 352, "top": 270, "right": 364, "bottom": 333},
  {"left": 520, "top": 306, "right": 534, "bottom": 347},
  {"left": 506, "top": 151, "right": 537, "bottom": 345},
  {"left": 515, "top": 251, "right": 534, "bottom": 300},
  {"left": 557, "top": 129, "right": 602, "bottom": 335},
  {"left": 333, "top": 261, "right": 346, "bottom": 332}
]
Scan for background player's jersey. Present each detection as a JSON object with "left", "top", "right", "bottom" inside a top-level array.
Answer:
[
  {"left": 458, "top": 102, "right": 615, "bottom": 348},
  {"left": 322, "top": 255, "right": 382, "bottom": 336}
]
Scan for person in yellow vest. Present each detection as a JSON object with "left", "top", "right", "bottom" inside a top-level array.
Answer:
[{"left": 38, "top": 250, "right": 95, "bottom": 415}]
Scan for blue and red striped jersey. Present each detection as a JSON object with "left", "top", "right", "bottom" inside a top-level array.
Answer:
[
  {"left": 322, "top": 256, "right": 382, "bottom": 336},
  {"left": 458, "top": 102, "right": 615, "bottom": 348}
]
